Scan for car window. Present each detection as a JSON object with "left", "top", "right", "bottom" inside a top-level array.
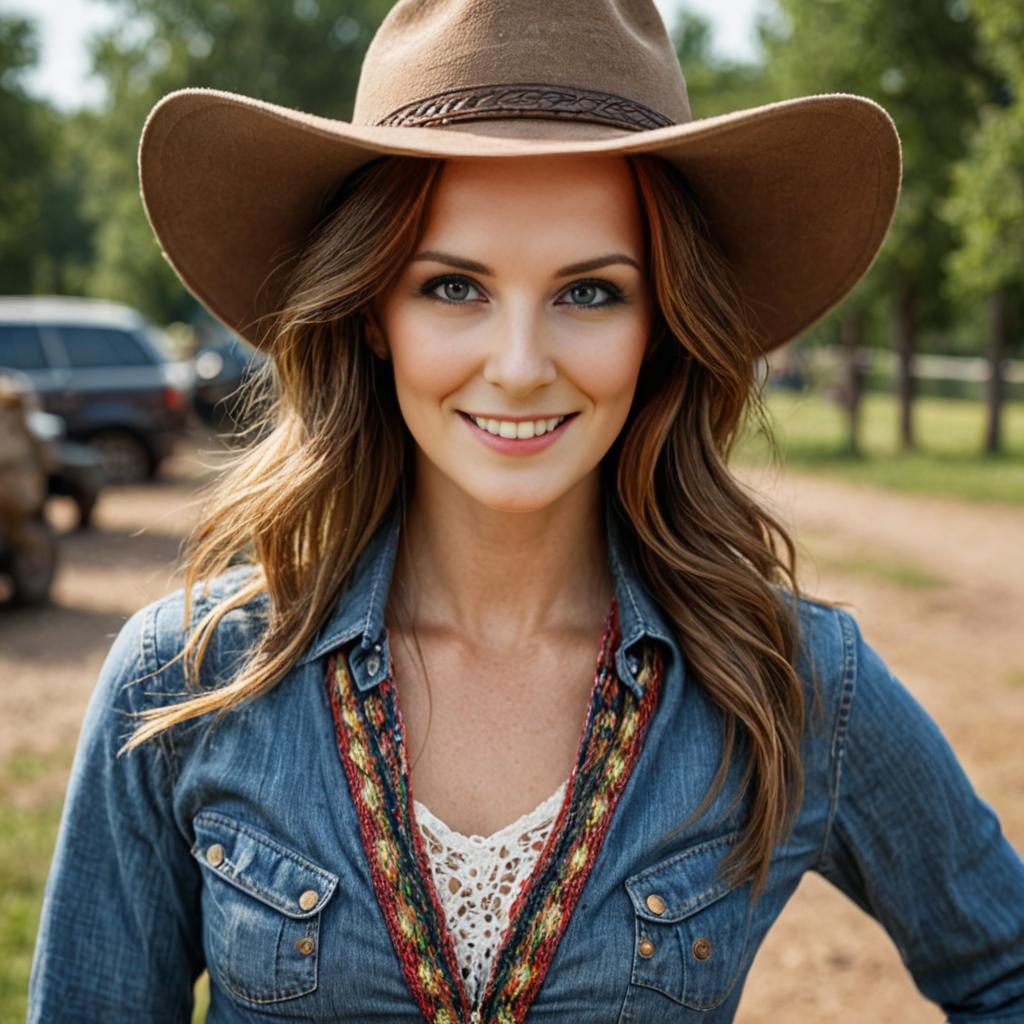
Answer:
[
  {"left": 57, "top": 326, "right": 154, "bottom": 368},
  {"left": 0, "top": 324, "right": 49, "bottom": 371},
  {"left": 141, "top": 324, "right": 175, "bottom": 359}
]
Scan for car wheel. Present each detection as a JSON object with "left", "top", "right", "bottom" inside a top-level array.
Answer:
[
  {"left": 9, "top": 516, "right": 59, "bottom": 606},
  {"left": 89, "top": 430, "right": 153, "bottom": 485}
]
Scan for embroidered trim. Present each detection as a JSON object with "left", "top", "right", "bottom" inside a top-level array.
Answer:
[
  {"left": 328, "top": 653, "right": 465, "bottom": 1021},
  {"left": 375, "top": 82, "right": 674, "bottom": 131},
  {"left": 327, "top": 596, "right": 665, "bottom": 1023}
]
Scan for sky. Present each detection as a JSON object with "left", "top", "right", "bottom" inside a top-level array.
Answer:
[{"left": 3, "top": 0, "right": 763, "bottom": 112}]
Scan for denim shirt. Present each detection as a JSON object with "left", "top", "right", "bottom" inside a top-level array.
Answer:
[{"left": 28, "top": 496, "right": 1024, "bottom": 1023}]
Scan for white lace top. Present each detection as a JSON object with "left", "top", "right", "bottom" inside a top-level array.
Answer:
[{"left": 413, "top": 778, "right": 569, "bottom": 1009}]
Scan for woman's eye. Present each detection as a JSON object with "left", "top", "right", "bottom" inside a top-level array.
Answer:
[
  {"left": 425, "top": 276, "right": 483, "bottom": 304},
  {"left": 561, "top": 281, "right": 621, "bottom": 309},
  {"left": 420, "top": 275, "right": 623, "bottom": 311}
]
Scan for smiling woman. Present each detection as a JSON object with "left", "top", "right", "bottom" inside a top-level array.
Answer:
[{"left": 28, "top": 0, "right": 1024, "bottom": 1022}]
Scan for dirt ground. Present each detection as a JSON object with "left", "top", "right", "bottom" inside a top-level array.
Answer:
[{"left": 3, "top": 432, "right": 1022, "bottom": 1021}]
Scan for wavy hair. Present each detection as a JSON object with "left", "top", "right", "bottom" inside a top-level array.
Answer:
[{"left": 120, "top": 152, "right": 837, "bottom": 903}]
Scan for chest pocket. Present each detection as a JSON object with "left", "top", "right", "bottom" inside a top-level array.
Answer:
[
  {"left": 624, "top": 829, "right": 754, "bottom": 1011},
  {"left": 191, "top": 810, "right": 341, "bottom": 1007}
]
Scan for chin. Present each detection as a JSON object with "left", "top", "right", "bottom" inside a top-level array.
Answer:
[{"left": 456, "top": 478, "right": 574, "bottom": 515}]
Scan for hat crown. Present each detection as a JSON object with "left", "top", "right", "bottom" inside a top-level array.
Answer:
[{"left": 352, "top": 0, "right": 692, "bottom": 132}]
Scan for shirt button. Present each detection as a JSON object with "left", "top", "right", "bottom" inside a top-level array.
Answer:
[
  {"left": 692, "top": 937, "right": 713, "bottom": 960},
  {"left": 205, "top": 843, "right": 224, "bottom": 867},
  {"left": 638, "top": 938, "right": 656, "bottom": 958},
  {"left": 298, "top": 889, "right": 319, "bottom": 911},
  {"left": 295, "top": 937, "right": 316, "bottom": 956},
  {"left": 645, "top": 893, "right": 666, "bottom": 915},
  {"left": 366, "top": 655, "right": 381, "bottom": 675}
]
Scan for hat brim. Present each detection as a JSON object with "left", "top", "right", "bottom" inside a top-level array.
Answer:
[{"left": 138, "top": 87, "right": 901, "bottom": 353}]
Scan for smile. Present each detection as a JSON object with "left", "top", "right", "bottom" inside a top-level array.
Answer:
[
  {"left": 464, "top": 413, "right": 571, "bottom": 439},
  {"left": 457, "top": 410, "right": 579, "bottom": 454}
]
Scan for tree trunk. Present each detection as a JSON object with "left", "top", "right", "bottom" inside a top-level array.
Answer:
[
  {"left": 839, "top": 310, "right": 865, "bottom": 454},
  {"left": 893, "top": 284, "right": 916, "bottom": 451},
  {"left": 984, "top": 288, "right": 1007, "bottom": 455}
]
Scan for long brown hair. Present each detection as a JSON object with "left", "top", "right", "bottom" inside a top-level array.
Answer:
[{"left": 121, "top": 152, "right": 836, "bottom": 903}]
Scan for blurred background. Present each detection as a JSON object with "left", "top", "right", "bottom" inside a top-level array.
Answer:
[{"left": 0, "top": 0, "right": 1021, "bottom": 1020}]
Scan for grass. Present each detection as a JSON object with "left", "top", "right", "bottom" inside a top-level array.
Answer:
[
  {"left": 813, "top": 551, "right": 949, "bottom": 590},
  {"left": 0, "top": 749, "right": 71, "bottom": 1023},
  {"left": 733, "top": 390, "right": 1024, "bottom": 505},
  {"left": 0, "top": 746, "right": 214, "bottom": 1022},
  {"left": 193, "top": 972, "right": 209, "bottom": 1022}
]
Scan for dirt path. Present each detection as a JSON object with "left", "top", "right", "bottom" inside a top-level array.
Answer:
[
  {"left": 732, "top": 463, "right": 1024, "bottom": 1022},
  {"left": 0, "top": 432, "right": 226, "bottom": 770},
  {"left": 3, "top": 442, "right": 1021, "bottom": 1020}
]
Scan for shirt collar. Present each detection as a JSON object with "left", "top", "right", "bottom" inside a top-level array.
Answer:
[{"left": 298, "top": 491, "right": 680, "bottom": 699}]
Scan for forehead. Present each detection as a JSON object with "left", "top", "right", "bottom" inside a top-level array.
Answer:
[{"left": 419, "top": 155, "right": 645, "bottom": 252}]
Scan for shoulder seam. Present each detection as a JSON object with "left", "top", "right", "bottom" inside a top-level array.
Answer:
[
  {"left": 133, "top": 597, "right": 185, "bottom": 788},
  {"left": 814, "top": 606, "right": 858, "bottom": 872},
  {"left": 139, "top": 599, "right": 158, "bottom": 677}
]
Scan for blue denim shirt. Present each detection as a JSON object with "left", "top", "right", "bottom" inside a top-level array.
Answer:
[{"left": 28, "top": 496, "right": 1024, "bottom": 1022}]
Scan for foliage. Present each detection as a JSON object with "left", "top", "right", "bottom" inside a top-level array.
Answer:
[
  {"left": 64, "top": 0, "right": 395, "bottom": 323},
  {"left": 0, "top": 18, "right": 48, "bottom": 292},
  {"left": 759, "top": 0, "right": 998, "bottom": 337},
  {"left": 943, "top": 111, "right": 1024, "bottom": 299},
  {"left": 669, "top": 10, "right": 779, "bottom": 119},
  {"left": 940, "top": 0, "right": 1024, "bottom": 334}
]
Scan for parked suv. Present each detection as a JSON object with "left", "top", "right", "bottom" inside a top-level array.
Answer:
[{"left": 0, "top": 296, "right": 195, "bottom": 484}]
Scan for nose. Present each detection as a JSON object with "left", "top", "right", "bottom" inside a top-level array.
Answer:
[{"left": 481, "top": 308, "right": 558, "bottom": 395}]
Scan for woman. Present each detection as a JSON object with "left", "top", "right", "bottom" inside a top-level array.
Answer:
[{"left": 28, "top": 0, "right": 1024, "bottom": 1021}]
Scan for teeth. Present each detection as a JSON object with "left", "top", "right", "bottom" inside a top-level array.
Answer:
[{"left": 469, "top": 414, "right": 568, "bottom": 438}]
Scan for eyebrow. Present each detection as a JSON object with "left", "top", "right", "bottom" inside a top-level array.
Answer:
[{"left": 409, "top": 250, "right": 642, "bottom": 278}]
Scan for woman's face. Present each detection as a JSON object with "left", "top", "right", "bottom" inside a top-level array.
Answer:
[{"left": 373, "top": 154, "right": 652, "bottom": 514}]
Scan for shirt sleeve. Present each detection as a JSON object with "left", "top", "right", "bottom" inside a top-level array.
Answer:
[
  {"left": 27, "top": 602, "right": 204, "bottom": 1023},
  {"left": 815, "top": 606, "right": 1024, "bottom": 1020}
]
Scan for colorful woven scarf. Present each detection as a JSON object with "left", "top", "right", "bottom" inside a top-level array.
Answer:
[{"left": 326, "top": 595, "right": 664, "bottom": 1024}]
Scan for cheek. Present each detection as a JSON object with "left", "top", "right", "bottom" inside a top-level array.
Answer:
[
  {"left": 572, "top": 329, "right": 648, "bottom": 407},
  {"left": 386, "top": 320, "right": 467, "bottom": 404}
]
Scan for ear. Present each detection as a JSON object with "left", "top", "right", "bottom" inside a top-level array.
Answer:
[{"left": 363, "top": 307, "right": 390, "bottom": 361}]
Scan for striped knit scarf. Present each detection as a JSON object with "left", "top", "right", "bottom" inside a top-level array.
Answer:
[{"left": 326, "top": 595, "right": 664, "bottom": 1024}]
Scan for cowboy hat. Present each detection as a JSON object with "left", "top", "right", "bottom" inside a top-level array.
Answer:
[{"left": 137, "top": 0, "right": 902, "bottom": 354}]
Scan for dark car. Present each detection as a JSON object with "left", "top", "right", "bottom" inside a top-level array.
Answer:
[
  {"left": 28, "top": 407, "right": 106, "bottom": 529},
  {"left": 0, "top": 296, "right": 196, "bottom": 484},
  {"left": 192, "top": 329, "right": 271, "bottom": 437}
]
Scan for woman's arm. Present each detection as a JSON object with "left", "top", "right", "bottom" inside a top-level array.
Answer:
[
  {"left": 27, "top": 602, "right": 204, "bottom": 1023},
  {"left": 816, "top": 607, "right": 1024, "bottom": 1020}
]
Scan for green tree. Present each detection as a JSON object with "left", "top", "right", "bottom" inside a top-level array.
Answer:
[
  {"left": 0, "top": 16, "right": 48, "bottom": 292},
  {"left": 669, "top": 9, "right": 777, "bottom": 119},
  {"left": 761, "top": 0, "right": 996, "bottom": 452},
  {"left": 941, "top": 0, "right": 1024, "bottom": 454},
  {"left": 77, "top": 0, "right": 395, "bottom": 324}
]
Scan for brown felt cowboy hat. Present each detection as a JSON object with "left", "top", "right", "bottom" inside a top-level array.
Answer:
[{"left": 137, "top": 0, "right": 902, "bottom": 354}]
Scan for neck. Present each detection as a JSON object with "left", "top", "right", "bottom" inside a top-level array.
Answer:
[{"left": 389, "top": 470, "right": 614, "bottom": 652}]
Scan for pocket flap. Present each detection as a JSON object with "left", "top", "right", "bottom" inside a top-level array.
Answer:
[
  {"left": 191, "top": 810, "right": 340, "bottom": 919},
  {"left": 625, "top": 829, "right": 743, "bottom": 923}
]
